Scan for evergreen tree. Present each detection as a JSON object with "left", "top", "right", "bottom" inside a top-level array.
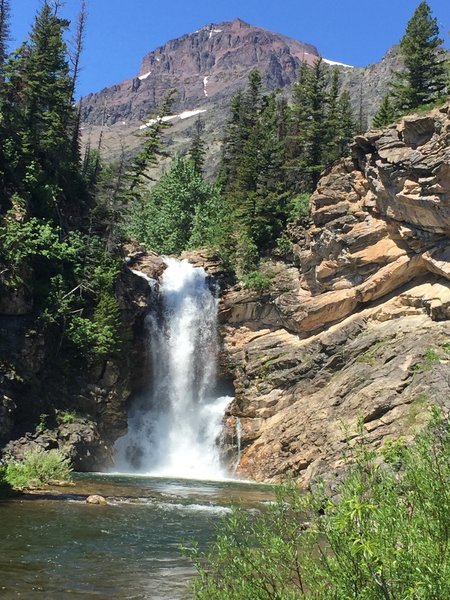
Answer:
[
  {"left": 189, "top": 116, "right": 206, "bottom": 174},
  {"left": 372, "top": 94, "right": 397, "bottom": 128},
  {"left": 217, "top": 89, "right": 245, "bottom": 190},
  {"left": 357, "top": 82, "right": 368, "bottom": 134},
  {"left": 126, "top": 90, "right": 175, "bottom": 197},
  {"left": 0, "top": 0, "right": 10, "bottom": 74},
  {"left": 287, "top": 58, "right": 333, "bottom": 191},
  {"left": 392, "top": 1, "right": 447, "bottom": 111},
  {"left": 301, "top": 58, "right": 330, "bottom": 188},
  {"left": 323, "top": 68, "right": 342, "bottom": 164},
  {"left": 126, "top": 157, "right": 219, "bottom": 255},
  {"left": 22, "top": 3, "right": 74, "bottom": 155},
  {"left": 337, "top": 90, "right": 355, "bottom": 155}
]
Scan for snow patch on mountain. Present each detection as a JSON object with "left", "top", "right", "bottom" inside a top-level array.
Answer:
[
  {"left": 323, "top": 58, "right": 354, "bottom": 68},
  {"left": 203, "top": 76, "right": 209, "bottom": 97},
  {"left": 139, "top": 109, "right": 207, "bottom": 130}
]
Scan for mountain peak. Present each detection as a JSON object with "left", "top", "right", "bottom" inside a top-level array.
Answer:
[{"left": 82, "top": 19, "right": 320, "bottom": 128}]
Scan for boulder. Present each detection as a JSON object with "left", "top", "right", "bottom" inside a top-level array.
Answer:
[{"left": 86, "top": 495, "right": 108, "bottom": 505}]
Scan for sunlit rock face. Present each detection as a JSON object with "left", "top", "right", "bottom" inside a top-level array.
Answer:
[{"left": 219, "top": 104, "right": 450, "bottom": 483}]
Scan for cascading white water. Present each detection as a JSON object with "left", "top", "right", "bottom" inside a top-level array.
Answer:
[{"left": 115, "top": 258, "right": 232, "bottom": 480}]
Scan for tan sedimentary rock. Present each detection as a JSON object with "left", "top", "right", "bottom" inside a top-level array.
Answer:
[{"left": 221, "top": 104, "right": 450, "bottom": 483}]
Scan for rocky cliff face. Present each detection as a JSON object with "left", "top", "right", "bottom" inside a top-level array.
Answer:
[{"left": 219, "top": 103, "right": 450, "bottom": 483}]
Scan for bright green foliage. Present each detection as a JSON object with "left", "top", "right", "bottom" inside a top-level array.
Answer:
[
  {"left": 127, "top": 156, "right": 225, "bottom": 255},
  {"left": 287, "top": 59, "right": 355, "bottom": 192},
  {"left": 189, "top": 409, "right": 450, "bottom": 599},
  {"left": 0, "top": 215, "right": 71, "bottom": 265},
  {"left": 391, "top": 2, "right": 447, "bottom": 112},
  {"left": 0, "top": 212, "right": 121, "bottom": 360},
  {"left": 242, "top": 271, "right": 273, "bottom": 293},
  {"left": 56, "top": 410, "right": 78, "bottom": 424},
  {"left": 5, "top": 448, "right": 72, "bottom": 489},
  {"left": 287, "top": 194, "right": 311, "bottom": 221},
  {"left": 67, "top": 291, "right": 121, "bottom": 357},
  {"left": 372, "top": 94, "right": 397, "bottom": 128}
]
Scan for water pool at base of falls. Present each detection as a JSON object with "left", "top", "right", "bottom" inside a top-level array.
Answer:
[{"left": 0, "top": 474, "right": 273, "bottom": 599}]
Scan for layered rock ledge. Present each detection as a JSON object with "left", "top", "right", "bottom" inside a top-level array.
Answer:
[{"left": 221, "top": 104, "right": 450, "bottom": 483}]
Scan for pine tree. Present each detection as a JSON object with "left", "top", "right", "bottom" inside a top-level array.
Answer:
[
  {"left": 217, "top": 89, "right": 244, "bottom": 190},
  {"left": 287, "top": 58, "right": 330, "bottom": 191},
  {"left": 372, "top": 94, "right": 397, "bottom": 128},
  {"left": 189, "top": 116, "right": 206, "bottom": 174},
  {"left": 126, "top": 90, "right": 175, "bottom": 197},
  {"left": 357, "top": 82, "right": 368, "bottom": 134},
  {"left": 23, "top": 3, "right": 74, "bottom": 153},
  {"left": 392, "top": 1, "right": 447, "bottom": 111},
  {"left": 337, "top": 90, "right": 355, "bottom": 155},
  {"left": 323, "top": 68, "right": 342, "bottom": 164},
  {"left": 0, "top": 0, "right": 10, "bottom": 74}
]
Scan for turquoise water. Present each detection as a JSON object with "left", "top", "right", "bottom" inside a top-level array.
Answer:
[{"left": 0, "top": 474, "right": 272, "bottom": 599}]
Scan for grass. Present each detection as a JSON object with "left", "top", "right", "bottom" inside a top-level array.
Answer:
[
  {"left": 356, "top": 338, "right": 390, "bottom": 366},
  {"left": 405, "top": 393, "right": 429, "bottom": 426},
  {"left": 412, "top": 347, "right": 442, "bottom": 374}
]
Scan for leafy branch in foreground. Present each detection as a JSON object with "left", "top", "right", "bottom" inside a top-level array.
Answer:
[{"left": 188, "top": 408, "right": 450, "bottom": 599}]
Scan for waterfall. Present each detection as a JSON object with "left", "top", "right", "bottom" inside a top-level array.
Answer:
[{"left": 115, "top": 258, "right": 232, "bottom": 480}]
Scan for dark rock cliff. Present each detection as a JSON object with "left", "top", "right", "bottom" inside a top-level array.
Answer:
[{"left": 0, "top": 264, "right": 151, "bottom": 470}]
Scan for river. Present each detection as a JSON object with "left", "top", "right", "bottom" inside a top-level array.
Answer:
[{"left": 0, "top": 474, "right": 273, "bottom": 599}]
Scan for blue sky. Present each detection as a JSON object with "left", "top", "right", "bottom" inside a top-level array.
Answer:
[{"left": 10, "top": 0, "right": 450, "bottom": 98}]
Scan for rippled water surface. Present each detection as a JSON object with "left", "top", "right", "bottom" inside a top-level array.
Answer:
[{"left": 0, "top": 474, "right": 273, "bottom": 599}]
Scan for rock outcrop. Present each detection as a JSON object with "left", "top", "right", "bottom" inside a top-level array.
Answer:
[{"left": 221, "top": 104, "right": 450, "bottom": 483}]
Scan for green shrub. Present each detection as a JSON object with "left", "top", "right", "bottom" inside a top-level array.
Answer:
[
  {"left": 188, "top": 408, "right": 450, "bottom": 599},
  {"left": 275, "top": 232, "right": 292, "bottom": 256},
  {"left": 287, "top": 193, "right": 311, "bottom": 222},
  {"left": 242, "top": 271, "right": 272, "bottom": 293},
  {"left": 57, "top": 410, "right": 78, "bottom": 425},
  {"left": 36, "top": 413, "right": 48, "bottom": 434},
  {"left": 5, "top": 448, "right": 72, "bottom": 490}
]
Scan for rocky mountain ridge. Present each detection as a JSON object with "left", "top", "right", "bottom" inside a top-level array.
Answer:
[
  {"left": 80, "top": 18, "right": 403, "bottom": 174},
  {"left": 81, "top": 19, "right": 320, "bottom": 127}
]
